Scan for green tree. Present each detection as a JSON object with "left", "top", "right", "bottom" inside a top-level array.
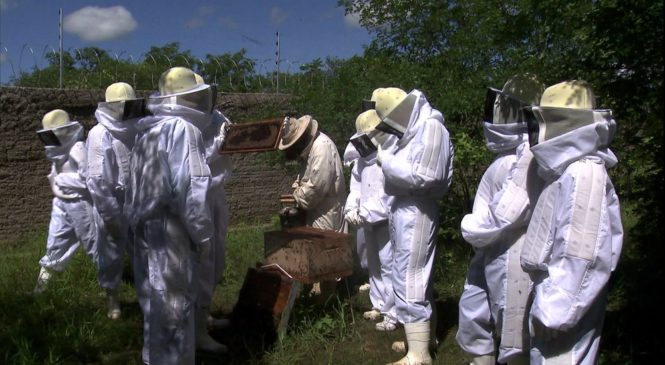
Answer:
[{"left": 341, "top": 0, "right": 663, "bottom": 363}]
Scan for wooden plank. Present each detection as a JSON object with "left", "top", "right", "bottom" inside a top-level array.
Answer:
[{"left": 219, "top": 118, "right": 284, "bottom": 154}]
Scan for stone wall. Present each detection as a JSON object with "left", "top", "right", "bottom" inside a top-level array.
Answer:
[{"left": 0, "top": 86, "right": 295, "bottom": 245}]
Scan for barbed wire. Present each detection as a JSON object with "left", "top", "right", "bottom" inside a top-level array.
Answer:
[{"left": 0, "top": 44, "right": 336, "bottom": 92}]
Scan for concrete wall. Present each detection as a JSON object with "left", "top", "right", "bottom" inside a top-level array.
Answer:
[{"left": 0, "top": 86, "right": 295, "bottom": 244}]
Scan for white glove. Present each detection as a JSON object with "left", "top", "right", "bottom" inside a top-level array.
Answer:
[
  {"left": 291, "top": 180, "right": 300, "bottom": 189},
  {"left": 376, "top": 144, "right": 392, "bottom": 166},
  {"left": 344, "top": 210, "right": 362, "bottom": 226},
  {"left": 213, "top": 121, "right": 232, "bottom": 153}
]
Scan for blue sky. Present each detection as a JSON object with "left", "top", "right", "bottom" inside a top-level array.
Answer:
[{"left": 0, "top": 0, "right": 372, "bottom": 85}]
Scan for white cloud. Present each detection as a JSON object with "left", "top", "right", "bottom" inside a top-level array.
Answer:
[
  {"left": 219, "top": 16, "right": 239, "bottom": 30},
  {"left": 344, "top": 11, "right": 361, "bottom": 28},
  {"left": 1, "top": 0, "right": 17, "bottom": 12},
  {"left": 198, "top": 5, "right": 215, "bottom": 17},
  {"left": 185, "top": 17, "right": 206, "bottom": 29},
  {"left": 64, "top": 6, "right": 137, "bottom": 42},
  {"left": 270, "top": 7, "right": 289, "bottom": 26}
]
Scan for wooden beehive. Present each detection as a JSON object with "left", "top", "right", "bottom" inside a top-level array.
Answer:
[
  {"left": 232, "top": 265, "right": 301, "bottom": 340},
  {"left": 263, "top": 226, "right": 353, "bottom": 284}
]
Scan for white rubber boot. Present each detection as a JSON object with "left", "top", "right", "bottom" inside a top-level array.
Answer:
[
  {"left": 106, "top": 288, "right": 121, "bottom": 320},
  {"left": 375, "top": 317, "right": 398, "bottom": 332},
  {"left": 386, "top": 322, "right": 432, "bottom": 365},
  {"left": 471, "top": 354, "right": 496, "bottom": 365},
  {"left": 390, "top": 320, "right": 436, "bottom": 353},
  {"left": 33, "top": 267, "right": 51, "bottom": 294},
  {"left": 196, "top": 309, "right": 228, "bottom": 353}
]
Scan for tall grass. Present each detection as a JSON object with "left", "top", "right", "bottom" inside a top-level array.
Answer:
[{"left": 0, "top": 223, "right": 489, "bottom": 364}]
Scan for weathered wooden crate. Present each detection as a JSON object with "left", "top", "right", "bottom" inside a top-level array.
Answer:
[
  {"left": 263, "top": 226, "right": 353, "bottom": 284},
  {"left": 232, "top": 265, "right": 302, "bottom": 340},
  {"left": 220, "top": 118, "right": 284, "bottom": 154}
]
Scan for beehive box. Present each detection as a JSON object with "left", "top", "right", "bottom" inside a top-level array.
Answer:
[
  {"left": 263, "top": 226, "right": 353, "bottom": 284},
  {"left": 232, "top": 266, "right": 301, "bottom": 340}
]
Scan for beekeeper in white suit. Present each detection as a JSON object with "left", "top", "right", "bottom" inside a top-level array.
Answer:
[
  {"left": 456, "top": 74, "right": 545, "bottom": 365},
  {"left": 372, "top": 87, "right": 454, "bottom": 365},
  {"left": 126, "top": 67, "right": 214, "bottom": 365},
  {"left": 190, "top": 72, "right": 233, "bottom": 352},
  {"left": 344, "top": 109, "right": 397, "bottom": 332},
  {"left": 279, "top": 114, "right": 347, "bottom": 299},
  {"left": 87, "top": 82, "right": 143, "bottom": 320},
  {"left": 520, "top": 80, "right": 623, "bottom": 365},
  {"left": 34, "top": 109, "right": 97, "bottom": 294}
]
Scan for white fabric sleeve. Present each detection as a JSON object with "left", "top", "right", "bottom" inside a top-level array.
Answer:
[
  {"left": 86, "top": 127, "right": 122, "bottom": 222},
  {"left": 489, "top": 144, "right": 535, "bottom": 225},
  {"left": 358, "top": 164, "right": 392, "bottom": 224},
  {"left": 48, "top": 165, "right": 77, "bottom": 199},
  {"left": 54, "top": 142, "right": 89, "bottom": 193},
  {"left": 460, "top": 156, "right": 513, "bottom": 247},
  {"left": 358, "top": 194, "right": 391, "bottom": 224},
  {"left": 530, "top": 160, "right": 616, "bottom": 331},
  {"left": 381, "top": 118, "right": 452, "bottom": 192},
  {"left": 293, "top": 138, "right": 333, "bottom": 210},
  {"left": 170, "top": 121, "right": 213, "bottom": 247},
  {"left": 462, "top": 144, "right": 539, "bottom": 248},
  {"left": 344, "top": 163, "right": 361, "bottom": 215}
]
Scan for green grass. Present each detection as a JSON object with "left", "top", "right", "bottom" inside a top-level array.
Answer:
[
  {"left": 0, "top": 223, "right": 471, "bottom": 364},
  {"left": 1, "top": 221, "right": 632, "bottom": 364}
]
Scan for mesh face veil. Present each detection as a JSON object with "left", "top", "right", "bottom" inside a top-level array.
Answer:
[
  {"left": 37, "top": 129, "right": 61, "bottom": 146},
  {"left": 97, "top": 98, "right": 148, "bottom": 122},
  {"left": 526, "top": 80, "right": 602, "bottom": 146},
  {"left": 349, "top": 133, "right": 377, "bottom": 157},
  {"left": 37, "top": 122, "right": 83, "bottom": 147},
  {"left": 150, "top": 84, "right": 217, "bottom": 114},
  {"left": 525, "top": 107, "right": 599, "bottom": 146},
  {"left": 483, "top": 88, "right": 531, "bottom": 124}
]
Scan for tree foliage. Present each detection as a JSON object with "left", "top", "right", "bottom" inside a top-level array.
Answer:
[{"left": 335, "top": 1, "right": 661, "bottom": 363}]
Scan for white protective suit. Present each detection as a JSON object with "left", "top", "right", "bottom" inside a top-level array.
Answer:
[
  {"left": 520, "top": 109, "right": 623, "bottom": 365},
  {"left": 344, "top": 145, "right": 396, "bottom": 324},
  {"left": 343, "top": 142, "right": 367, "bottom": 269},
  {"left": 457, "top": 122, "right": 543, "bottom": 363},
  {"left": 39, "top": 122, "right": 97, "bottom": 272},
  {"left": 126, "top": 100, "right": 212, "bottom": 365},
  {"left": 87, "top": 108, "right": 137, "bottom": 291},
  {"left": 197, "top": 109, "right": 233, "bottom": 315},
  {"left": 378, "top": 90, "right": 454, "bottom": 324},
  {"left": 293, "top": 131, "right": 347, "bottom": 231}
]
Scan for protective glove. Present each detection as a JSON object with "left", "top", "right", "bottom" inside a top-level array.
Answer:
[
  {"left": 344, "top": 209, "right": 362, "bottom": 226},
  {"left": 291, "top": 180, "right": 300, "bottom": 190},
  {"left": 212, "top": 121, "right": 232, "bottom": 153},
  {"left": 376, "top": 144, "right": 392, "bottom": 167}
]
